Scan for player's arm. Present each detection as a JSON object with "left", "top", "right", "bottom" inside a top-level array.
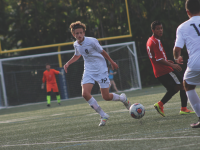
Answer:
[
  {"left": 64, "top": 55, "right": 81, "bottom": 73},
  {"left": 92, "top": 38, "right": 118, "bottom": 70},
  {"left": 109, "top": 71, "right": 117, "bottom": 75},
  {"left": 53, "top": 69, "right": 63, "bottom": 75},
  {"left": 173, "top": 26, "right": 184, "bottom": 65},
  {"left": 41, "top": 73, "right": 46, "bottom": 89},
  {"left": 101, "top": 50, "right": 118, "bottom": 70},
  {"left": 157, "top": 59, "right": 182, "bottom": 72},
  {"left": 150, "top": 43, "right": 182, "bottom": 71},
  {"left": 173, "top": 47, "right": 183, "bottom": 65}
]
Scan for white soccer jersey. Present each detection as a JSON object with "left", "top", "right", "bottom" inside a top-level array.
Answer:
[
  {"left": 175, "top": 16, "right": 200, "bottom": 71},
  {"left": 74, "top": 37, "right": 108, "bottom": 74}
]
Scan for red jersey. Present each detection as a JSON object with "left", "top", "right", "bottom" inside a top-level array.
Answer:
[
  {"left": 42, "top": 69, "right": 60, "bottom": 84},
  {"left": 146, "top": 36, "right": 173, "bottom": 78}
]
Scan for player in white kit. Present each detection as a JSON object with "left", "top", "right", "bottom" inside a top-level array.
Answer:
[
  {"left": 173, "top": 0, "right": 200, "bottom": 128},
  {"left": 64, "top": 21, "right": 131, "bottom": 126}
]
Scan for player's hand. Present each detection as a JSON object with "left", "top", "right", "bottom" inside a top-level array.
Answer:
[
  {"left": 41, "top": 83, "right": 44, "bottom": 89},
  {"left": 175, "top": 56, "right": 183, "bottom": 65},
  {"left": 111, "top": 62, "right": 119, "bottom": 70},
  {"left": 64, "top": 63, "right": 69, "bottom": 73},
  {"left": 171, "top": 64, "right": 182, "bottom": 72},
  {"left": 59, "top": 72, "right": 64, "bottom": 76},
  {"left": 113, "top": 72, "right": 117, "bottom": 75},
  {"left": 168, "top": 60, "right": 174, "bottom": 64}
]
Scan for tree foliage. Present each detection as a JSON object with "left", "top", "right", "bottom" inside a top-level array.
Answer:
[{"left": 0, "top": 0, "right": 189, "bottom": 86}]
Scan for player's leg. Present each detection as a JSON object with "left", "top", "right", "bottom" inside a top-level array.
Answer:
[
  {"left": 155, "top": 73, "right": 180, "bottom": 117},
  {"left": 183, "top": 70, "right": 200, "bottom": 128},
  {"left": 82, "top": 73, "right": 109, "bottom": 126},
  {"left": 46, "top": 84, "right": 51, "bottom": 107},
  {"left": 47, "top": 92, "right": 51, "bottom": 107},
  {"left": 52, "top": 83, "right": 61, "bottom": 105},
  {"left": 55, "top": 92, "right": 61, "bottom": 105},
  {"left": 171, "top": 70, "right": 194, "bottom": 114},
  {"left": 82, "top": 83, "right": 108, "bottom": 126},
  {"left": 179, "top": 84, "right": 194, "bottom": 114},
  {"left": 97, "top": 72, "right": 131, "bottom": 110},
  {"left": 111, "top": 80, "right": 118, "bottom": 92}
]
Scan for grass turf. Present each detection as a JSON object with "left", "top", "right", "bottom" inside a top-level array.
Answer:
[{"left": 0, "top": 85, "right": 200, "bottom": 150}]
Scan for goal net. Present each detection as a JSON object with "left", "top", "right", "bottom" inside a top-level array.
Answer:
[{"left": 0, "top": 41, "right": 141, "bottom": 107}]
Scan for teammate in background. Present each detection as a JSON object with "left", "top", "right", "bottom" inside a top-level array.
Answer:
[
  {"left": 173, "top": 0, "right": 200, "bottom": 128},
  {"left": 42, "top": 63, "right": 62, "bottom": 107},
  {"left": 108, "top": 66, "right": 119, "bottom": 92},
  {"left": 64, "top": 21, "right": 131, "bottom": 126},
  {"left": 146, "top": 21, "right": 194, "bottom": 117}
]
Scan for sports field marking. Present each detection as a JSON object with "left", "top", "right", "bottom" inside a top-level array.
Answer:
[
  {"left": 158, "top": 143, "right": 200, "bottom": 150},
  {"left": 0, "top": 116, "right": 42, "bottom": 124},
  {"left": 2, "top": 136, "right": 200, "bottom": 147},
  {"left": 50, "top": 113, "right": 65, "bottom": 116}
]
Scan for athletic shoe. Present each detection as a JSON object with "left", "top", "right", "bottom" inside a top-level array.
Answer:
[
  {"left": 120, "top": 93, "right": 131, "bottom": 110},
  {"left": 99, "top": 114, "right": 110, "bottom": 126},
  {"left": 179, "top": 109, "right": 195, "bottom": 115},
  {"left": 190, "top": 121, "right": 200, "bottom": 128},
  {"left": 154, "top": 103, "right": 165, "bottom": 117},
  {"left": 58, "top": 103, "right": 61, "bottom": 105},
  {"left": 47, "top": 104, "right": 50, "bottom": 107}
]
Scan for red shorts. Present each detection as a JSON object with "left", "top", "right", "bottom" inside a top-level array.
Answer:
[{"left": 46, "top": 83, "right": 59, "bottom": 92}]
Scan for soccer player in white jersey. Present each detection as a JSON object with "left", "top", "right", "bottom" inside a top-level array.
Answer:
[
  {"left": 173, "top": 0, "right": 200, "bottom": 128},
  {"left": 64, "top": 21, "right": 131, "bottom": 126}
]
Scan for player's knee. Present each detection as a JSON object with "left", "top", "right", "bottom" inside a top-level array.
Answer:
[
  {"left": 82, "top": 92, "right": 89, "bottom": 99},
  {"left": 167, "top": 88, "right": 178, "bottom": 96},
  {"left": 102, "top": 94, "right": 111, "bottom": 101},
  {"left": 174, "top": 85, "right": 180, "bottom": 93}
]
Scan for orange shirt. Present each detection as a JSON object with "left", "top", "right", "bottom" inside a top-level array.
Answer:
[{"left": 42, "top": 69, "right": 60, "bottom": 84}]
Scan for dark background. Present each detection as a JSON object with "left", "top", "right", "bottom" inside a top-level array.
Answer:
[{"left": 0, "top": 0, "right": 190, "bottom": 105}]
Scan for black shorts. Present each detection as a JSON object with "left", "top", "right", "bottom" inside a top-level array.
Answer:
[{"left": 157, "top": 70, "right": 183, "bottom": 91}]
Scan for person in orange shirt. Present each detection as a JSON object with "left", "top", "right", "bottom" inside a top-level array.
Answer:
[{"left": 41, "top": 63, "right": 63, "bottom": 107}]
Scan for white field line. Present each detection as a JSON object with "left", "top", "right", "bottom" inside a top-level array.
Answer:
[
  {"left": 0, "top": 116, "right": 43, "bottom": 124},
  {"left": 50, "top": 113, "right": 65, "bottom": 116},
  {"left": 158, "top": 143, "right": 200, "bottom": 150},
  {"left": 2, "top": 136, "right": 200, "bottom": 147}
]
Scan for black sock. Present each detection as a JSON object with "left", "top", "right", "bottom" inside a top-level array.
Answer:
[
  {"left": 180, "top": 90, "right": 187, "bottom": 107},
  {"left": 161, "top": 90, "right": 177, "bottom": 104}
]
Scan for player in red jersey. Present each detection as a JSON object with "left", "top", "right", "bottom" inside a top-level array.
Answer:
[
  {"left": 42, "top": 63, "right": 63, "bottom": 107},
  {"left": 146, "top": 21, "right": 194, "bottom": 117}
]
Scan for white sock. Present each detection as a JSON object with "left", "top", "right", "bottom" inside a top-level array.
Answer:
[
  {"left": 186, "top": 90, "right": 200, "bottom": 117},
  {"left": 87, "top": 97, "right": 106, "bottom": 117},
  {"left": 112, "top": 93, "right": 125, "bottom": 102}
]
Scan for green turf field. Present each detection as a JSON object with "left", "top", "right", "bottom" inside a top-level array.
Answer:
[{"left": 0, "top": 85, "right": 200, "bottom": 150}]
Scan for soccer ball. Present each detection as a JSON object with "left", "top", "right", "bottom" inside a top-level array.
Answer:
[{"left": 129, "top": 103, "right": 145, "bottom": 119}]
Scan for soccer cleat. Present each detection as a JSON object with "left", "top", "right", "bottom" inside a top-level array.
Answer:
[
  {"left": 99, "top": 114, "right": 110, "bottom": 126},
  {"left": 179, "top": 109, "right": 195, "bottom": 115},
  {"left": 47, "top": 104, "right": 50, "bottom": 107},
  {"left": 154, "top": 103, "right": 165, "bottom": 117},
  {"left": 120, "top": 93, "right": 131, "bottom": 110},
  {"left": 190, "top": 121, "right": 200, "bottom": 128},
  {"left": 58, "top": 103, "right": 61, "bottom": 105}
]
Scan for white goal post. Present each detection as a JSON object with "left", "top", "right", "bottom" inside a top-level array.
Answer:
[{"left": 0, "top": 41, "right": 141, "bottom": 107}]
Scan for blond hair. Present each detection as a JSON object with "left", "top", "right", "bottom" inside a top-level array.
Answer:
[{"left": 70, "top": 21, "right": 86, "bottom": 34}]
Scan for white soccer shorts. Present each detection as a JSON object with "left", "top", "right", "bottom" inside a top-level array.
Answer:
[
  {"left": 81, "top": 71, "right": 110, "bottom": 88},
  {"left": 184, "top": 68, "right": 200, "bottom": 85}
]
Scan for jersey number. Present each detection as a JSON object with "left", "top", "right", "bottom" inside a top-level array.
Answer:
[
  {"left": 85, "top": 49, "right": 89, "bottom": 54},
  {"left": 190, "top": 24, "right": 200, "bottom": 36},
  {"left": 101, "top": 78, "right": 107, "bottom": 83},
  {"left": 147, "top": 46, "right": 152, "bottom": 59}
]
